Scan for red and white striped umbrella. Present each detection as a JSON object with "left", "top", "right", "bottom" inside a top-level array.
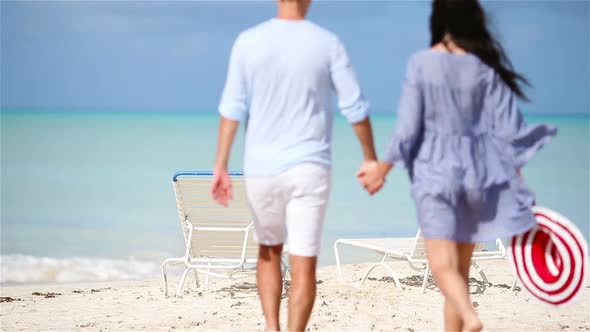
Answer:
[{"left": 509, "top": 206, "right": 588, "bottom": 306}]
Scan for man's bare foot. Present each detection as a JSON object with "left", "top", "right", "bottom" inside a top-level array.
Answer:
[{"left": 265, "top": 324, "right": 280, "bottom": 332}]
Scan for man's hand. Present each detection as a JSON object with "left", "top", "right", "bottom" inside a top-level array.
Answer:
[{"left": 211, "top": 167, "right": 233, "bottom": 207}]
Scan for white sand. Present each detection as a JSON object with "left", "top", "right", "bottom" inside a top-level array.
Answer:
[{"left": 1, "top": 260, "right": 588, "bottom": 331}]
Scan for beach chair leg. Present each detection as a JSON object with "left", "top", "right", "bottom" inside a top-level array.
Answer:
[
  {"left": 162, "top": 258, "right": 184, "bottom": 298},
  {"left": 360, "top": 261, "right": 403, "bottom": 290},
  {"left": 360, "top": 262, "right": 379, "bottom": 285},
  {"left": 281, "top": 259, "right": 290, "bottom": 282},
  {"left": 192, "top": 270, "right": 200, "bottom": 288},
  {"left": 280, "top": 250, "right": 290, "bottom": 275},
  {"left": 334, "top": 240, "right": 344, "bottom": 281},
  {"left": 421, "top": 264, "right": 430, "bottom": 293},
  {"left": 360, "top": 253, "right": 388, "bottom": 285},
  {"left": 281, "top": 247, "right": 291, "bottom": 292},
  {"left": 176, "top": 268, "right": 191, "bottom": 297},
  {"left": 162, "top": 261, "right": 170, "bottom": 298},
  {"left": 281, "top": 261, "right": 291, "bottom": 295},
  {"left": 472, "top": 262, "right": 489, "bottom": 284},
  {"left": 205, "top": 263, "right": 212, "bottom": 287},
  {"left": 511, "top": 276, "right": 518, "bottom": 290}
]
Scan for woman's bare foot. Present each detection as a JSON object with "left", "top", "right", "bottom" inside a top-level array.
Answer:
[{"left": 463, "top": 318, "right": 483, "bottom": 332}]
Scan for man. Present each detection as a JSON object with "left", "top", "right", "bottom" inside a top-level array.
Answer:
[{"left": 211, "top": 0, "right": 378, "bottom": 330}]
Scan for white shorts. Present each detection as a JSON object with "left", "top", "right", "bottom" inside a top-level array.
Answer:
[{"left": 245, "top": 163, "right": 331, "bottom": 257}]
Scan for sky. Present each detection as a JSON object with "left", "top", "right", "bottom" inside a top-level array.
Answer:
[{"left": 1, "top": 0, "right": 589, "bottom": 114}]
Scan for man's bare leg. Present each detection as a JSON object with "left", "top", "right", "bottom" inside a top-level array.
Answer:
[
  {"left": 287, "top": 255, "right": 317, "bottom": 331},
  {"left": 257, "top": 244, "right": 284, "bottom": 331}
]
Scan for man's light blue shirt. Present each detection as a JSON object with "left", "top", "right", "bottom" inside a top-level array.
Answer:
[{"left": 219, "top": 18, "right": 369, "bottom": 177}]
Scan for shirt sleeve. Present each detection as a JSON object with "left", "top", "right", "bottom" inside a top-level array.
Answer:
[
  {"left": 382, "top": 56, "right": 423, "bottom": 167},
  {"left": 488, "top": 72, "right": 557, "bottom": 169},
  {"left": 330, "top": 38, "right": 370, "bottom": 124},
  {"left": 218, "top": 34, "right": 248, "bottom": 122}
]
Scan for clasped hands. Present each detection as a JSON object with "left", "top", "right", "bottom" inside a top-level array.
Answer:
[{"left": 356, "top": 161, "right": 392, "bottom": 195}]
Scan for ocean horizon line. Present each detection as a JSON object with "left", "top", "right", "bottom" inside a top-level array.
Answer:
[{"left": 1, "top": 108, "right": 589, "bottom": 118}]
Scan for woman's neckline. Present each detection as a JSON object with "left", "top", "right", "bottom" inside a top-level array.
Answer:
[
  {"left": 430, "top": 42, "right": 468, "bottom": 56},
  {"left": 428, "top": 48, "right": 472, "bottom": 58}
]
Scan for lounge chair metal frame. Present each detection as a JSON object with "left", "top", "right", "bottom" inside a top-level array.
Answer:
[
  {"left": 334, "top": 229, "right": 508, "bottom": 293},
  {"left": 162, "top": 171, "right": 268, "bottom": 297}
]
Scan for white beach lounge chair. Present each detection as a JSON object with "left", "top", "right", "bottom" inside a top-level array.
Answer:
[
  {"left": 162, "top": 171, "right": 283, "bottom": 297},
  {"left": 334, "top": 229, "right": 508, "bottom": 293}
]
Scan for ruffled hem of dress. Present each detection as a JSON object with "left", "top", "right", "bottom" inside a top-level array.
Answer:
[
  {"left": 420, "top": 219, "right": 536, "bottom": 244},
  {"left": 413, "top": 176, "right": 538, "bottom": 243}
]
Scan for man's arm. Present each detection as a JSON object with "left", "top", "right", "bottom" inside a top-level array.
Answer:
[
  {"left": 214, "top": 117, "right": 240, "bottom": 172},
  {"left": 211, "top": 117, "right": 240, "bottom": 207},
  {"left": 329, "top": 39, "right": 377, "bottom": 160},
  {"left": 352, "top": 117, "right": 391, "bottom": 195},
  {"left": 351, "top": 117, "right": 377, "bottom": 161},
  {"left": 329, "top": 38, "right": 384, "bottom": 195},
  {"left": 212, "top": 34, "right": 247, "bottom": 206}
]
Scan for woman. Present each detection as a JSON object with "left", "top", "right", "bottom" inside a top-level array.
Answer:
[{"left": 358, "top": 1, "right": 557, "bottom": 331}]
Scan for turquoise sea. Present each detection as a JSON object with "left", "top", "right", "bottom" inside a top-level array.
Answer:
[{"left": 1, "top": 111, "right": 588, "bottom": 283}]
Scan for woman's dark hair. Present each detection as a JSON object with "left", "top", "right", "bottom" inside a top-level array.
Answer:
[{"left": 430, "top": 0, "right": 529, "bottom": 100}]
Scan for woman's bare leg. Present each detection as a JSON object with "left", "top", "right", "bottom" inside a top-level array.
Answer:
[
  {"left": 442, "top": 242, "right": 478, "bottom": 331},
  {"left": 457, "top": 242, "right": 481, "bottom": 331},
  {"left": 425, "top": 239, "right": 482, "bottom": 332}
]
